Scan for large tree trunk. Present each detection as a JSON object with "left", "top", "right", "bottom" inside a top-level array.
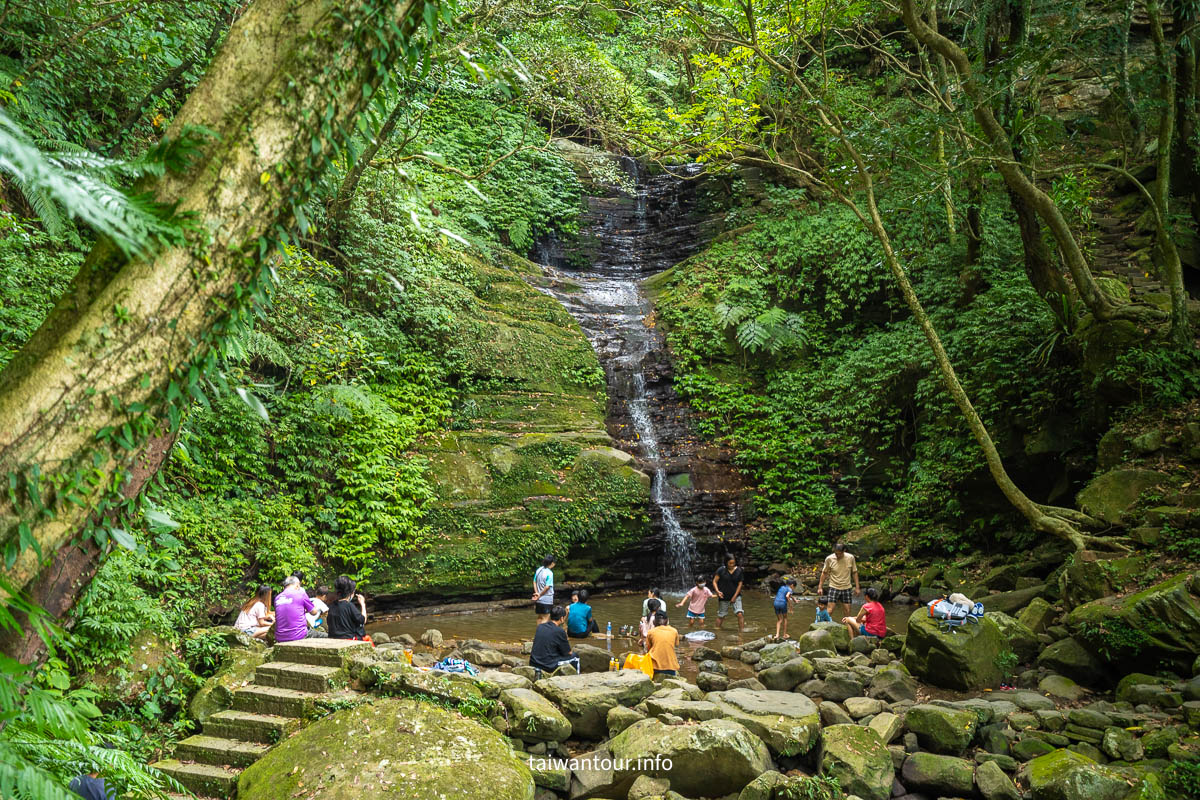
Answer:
[{"left": 0, "top": 0, "right": 429, "bottom": 655}]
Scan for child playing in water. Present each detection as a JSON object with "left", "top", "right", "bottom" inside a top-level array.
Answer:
[
  {"left": 814, "top": 596, "right": 833, "bottom": 623},
  {"left": 676, "top": 575, "right": 715, "bottom": 629},
  {"left": 773, "top": 578, "right": 799, "bottom": 640}
]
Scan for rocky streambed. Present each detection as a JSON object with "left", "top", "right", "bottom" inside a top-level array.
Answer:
[{"left": 183, "top": 570, "right": 1200, "bottom": 800}]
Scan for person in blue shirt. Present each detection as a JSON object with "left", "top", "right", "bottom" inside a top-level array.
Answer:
[
  {"left": 566, "top": 588, "right": 598, "bottom": 638},
  {"left": 773, "top": 578, "right": 799, "bottom": 640},
  {"left": 814, "top": 596, "right": 834, "bottom": 623}
]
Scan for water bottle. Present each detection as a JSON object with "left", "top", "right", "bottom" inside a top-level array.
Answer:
[
  {"left": 607, "top": 621, "right": 612, "bottom": 638},
  {"left": 609, "top": 657, "right": 619, "bottom": 671}
]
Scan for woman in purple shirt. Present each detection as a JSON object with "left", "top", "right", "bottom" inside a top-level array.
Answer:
[{"left": 273, "top": 575, "right": 314, "bottom": 642}]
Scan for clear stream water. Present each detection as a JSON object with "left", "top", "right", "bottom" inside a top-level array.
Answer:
[{"left": 369, "top": 590, "right": 912, "bottom": 681}]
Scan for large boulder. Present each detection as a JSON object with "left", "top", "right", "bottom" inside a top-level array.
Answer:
[
  {"left": 501, "top": 689, "right": 572, "bottom": 743},
  {"left": 1076, "top": 469, "right": 1162, "bottom": 525},
  {"left": 904, "top": 704, "right": 978, "bottom": 756},
  {"left": 189, "top": 647, "right": 268, "bottom": 724},
  {"left": 641, "top": 690, "right": 723, "bottom": 722},
  {"left": 983, "top": 585, "right": 1047, "bottom": 615},
  {"left": 607, "top": 718, "right": 772, "bottom": 798},
  {"left": 535, "top": 670, "right": 656, "bottom": 740},
  {"left": 1065, "top": 571, "right": 1200, "bottom": 674},
  {"left": 757, "top": 657, "right": 814, "bottom": 691},
  {"left": 900, "top": 752, "right": 975, "bottom": 797},
  {"left": 707, "top": 688, "right": 821, "bottom": 757},
  {"left": 237, "top": 697, "right": 534, "bottom": 800},
  {"left": 81, "top": 629, "right": 174, "bottom": 702},
  {"left": 809, "top": 622, "right": 851, "bottom": 652},
  {"left": 819, "top": 724, "right": 893, "bottom": 800},
  {"left": 756, "top": 642, "right": 801, "bottom": 667},
  {"left": 1037, "top": 637, "right": 1108, "bottom": 687},
  {"left": 573, "top": 643, "right": 613, "bottom": 674},
  {"left": 903, "top": 609, "right": 1007, "bottom": 690},
  {"left": 1023, "top": 748, "right": 1132, "bottom": 800},
  {"left": 795, "top": 628, "right": 835, "bottom": 654}
]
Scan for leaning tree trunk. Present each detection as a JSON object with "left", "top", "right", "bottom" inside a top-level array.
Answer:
[
  {"left": 900, "top": 0, "right": 1163, "bottom": 326},
  {"left": 0, "top": 0, "right": 431, "bottom": 656}
]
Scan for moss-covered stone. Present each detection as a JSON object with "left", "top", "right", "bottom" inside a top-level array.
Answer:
[
  {"left": 903, "top": 609, "right": 1007, "bottom": 690},
  {"left": 904, "top": 703, "right": 978, "bottom": 756},
  {"left": 190, "top": 648, "right": 268, "bottom": 724},
  {"left": 820, "top": 724, "right": 893, "bottom": 800},
  {"left": 1024, "top": 748, "right": 1131, "bottom": 800},
  {"left": 608, "top": 718, "right": 772, "bottom": 798},
  {"left": 367, "top": 253, "right": 650, "bottom": 600},
  {"left": 1065, "top": 571, "right": 1200, "bottom": 673},
  {"left": 81, "top": 629, "right": 173, "bottom": 703},
  {"left": 706, "top": 688, "right": 821, "bottom": 756},
  {"left": 534, "top": 671, "right": 656, "bottom": 740},
  {"left": 1075, "top": 469, "right": 1162, "bottom": 525},
  {"left": 237, "top": 697, "right": 534, "bottom": 800}
]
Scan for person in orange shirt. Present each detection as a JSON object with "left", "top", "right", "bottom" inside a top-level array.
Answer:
[{"left": 645, "top": 612, "right": 680, "bottom": 677}]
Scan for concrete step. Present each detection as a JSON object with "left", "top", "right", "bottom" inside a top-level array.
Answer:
[
  {"left": 271, "top": 638, "right": 374, "bottom": 668},
  {"left": 175, "top": 734, "right": 270, "bottom": 768},
  {"left": 204, "top": 709, "right": 300, "bottom": 744},
  {"left": 254, "top": 661, "right": 344, "bottom": 693},
  {"left": 231, "top": 685, "right": 322, "bottom": 718},
  {"left": 153, "top": 760, "right": 240, "bottom": 799}
]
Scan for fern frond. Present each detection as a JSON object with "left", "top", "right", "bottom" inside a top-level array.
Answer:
[{"left": 714, "top": 301, "right": 749, "bottom": 328}]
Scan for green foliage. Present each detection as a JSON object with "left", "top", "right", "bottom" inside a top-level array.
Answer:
[
  {"left": 0, "top": 214, "right": 84, "bottom": 371},
  {"left": 776, "top": 774, "right": 844, "bottom": 800},
  {"left": 1164, "top": 761, "right": 1200, "bottom": 800},
  {"left": 1074, "top": 618, "right": 1154, "bottom": 661},
  {"left": 1100, "top": 345, "right": 1200, "bottom": 409},
  {"left": 994, "top": 649, "right": 1019, "bottom": 680}
]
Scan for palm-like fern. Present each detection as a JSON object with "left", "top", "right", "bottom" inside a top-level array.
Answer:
[
  {"left": 0, "top": 577, "right": 180, "bottom": 798},
  {"left": 0, "top": 110, "right": 206, "bottom": 255}
]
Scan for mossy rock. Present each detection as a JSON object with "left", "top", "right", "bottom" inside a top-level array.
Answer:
[
  {"left": 1023, "top": 748, "right": 1131, "bottom": 800},
  {"left": 991, "top": 611, "right": 1040, "bottom": 662},
  {"left": 1037, "top": 637, "right": 1108, "bottom": 687},
  {"left": 237, "top": 697, "right": 534, "bottom": 800},
  {"left": 1065, "top": 571, "right": 1200, "bottom": 673},
  {"left": 903, "top": 609, "right": 1007, "bottom": 690},
  {"left": 190, "top": 648, "right": 269, "bottom": 724},
  {"left": 1075, "top": 469, "right": 1162, "bottom": 525},
  {"left": 608, "top": 718, "right": 772, "bottom": 798},
  {"left": 820, "top": 724, "right": 893, "bottom": 800}
]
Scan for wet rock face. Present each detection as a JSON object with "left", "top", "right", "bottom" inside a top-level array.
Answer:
[{"left": 531, "top": 159, "right": 748, "bottom": 584}]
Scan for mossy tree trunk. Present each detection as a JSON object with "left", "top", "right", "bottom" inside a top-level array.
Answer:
[{"left": 0, "top": 0, "right": 430, "bottom": 657}]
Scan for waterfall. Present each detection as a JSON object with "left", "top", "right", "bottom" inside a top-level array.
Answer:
[{"left": 531, "top": 156, "right": 732, "bottom": 589}]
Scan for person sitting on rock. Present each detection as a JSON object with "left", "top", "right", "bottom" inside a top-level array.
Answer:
[
  {"left": 646, "top": 612, "right": 680, "bottom": 677},
  {"left": 842, "top": 586, "right": 887, "bottom": 642},
  {"left": 273, "top": 575, "right": 315, "bottom": 643},
  {"left": 306, "top": 584, "right": 331, "bottom": 630},
  {"left": 530, "top": 605, "right": 579, "bottom": 674},
  {"left": 638, "top": 598, "right": 662, "bottom": 650},
  {"left": 235, "top": 584, "right": 274, "bottom": 639},
  {"left": 327, "top": 575, "right": 368, "bottom": 640},
  {"left": 567, "top": 588, "right": 598, "bottom": 639}
]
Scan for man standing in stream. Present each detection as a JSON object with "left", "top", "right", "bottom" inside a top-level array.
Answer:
[
  {"left": 713, "top": 553, "right": 745, "bottom": 633},
  {"left": 817, "top": 542, "right": 861, "bottom": 620}
]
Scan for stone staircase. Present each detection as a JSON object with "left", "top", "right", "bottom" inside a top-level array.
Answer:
[{"left": 154, "top": 638, "right": 374, "bottom": 799}]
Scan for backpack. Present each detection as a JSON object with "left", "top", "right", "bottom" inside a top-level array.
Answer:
[
  {"left": 433, "top": 657, "right": 478, "bottom": 675},
  {"left": 927, "top": 598, "right": 985, "bottom": 633}
]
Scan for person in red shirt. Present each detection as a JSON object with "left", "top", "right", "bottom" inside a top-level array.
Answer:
[{"left": 843, "top": 587, "right": 887, "bottom": 640}]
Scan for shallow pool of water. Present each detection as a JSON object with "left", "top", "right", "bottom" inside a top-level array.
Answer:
[{"left": 370, "top": 590, "right": 910, "bottom": 673}]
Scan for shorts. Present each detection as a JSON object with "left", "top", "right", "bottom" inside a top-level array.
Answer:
[
  {"left": 718, "top": 597, "right": 743, "bottom": 617},
  {"left": 686, "top": 610, "right": 705, "bottom": 619},
  {"left": 828, "top": 588, "right": 853, "bottom": 605},
  {"left": 237, "top": 626, "right": 257, "bottom": 636},
  {"left": 774, "top": 604, "right": 788, "bottom": 617},
  {"left": 535, "top": 602, "right": 553, "bottom": 615},
  {"left": 859, "top": 625, "right": 883, "bottom": 639}
]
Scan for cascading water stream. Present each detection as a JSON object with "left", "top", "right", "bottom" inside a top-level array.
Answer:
[{"left": 532, "top": 157, "right": 711, "bottom": 588}]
